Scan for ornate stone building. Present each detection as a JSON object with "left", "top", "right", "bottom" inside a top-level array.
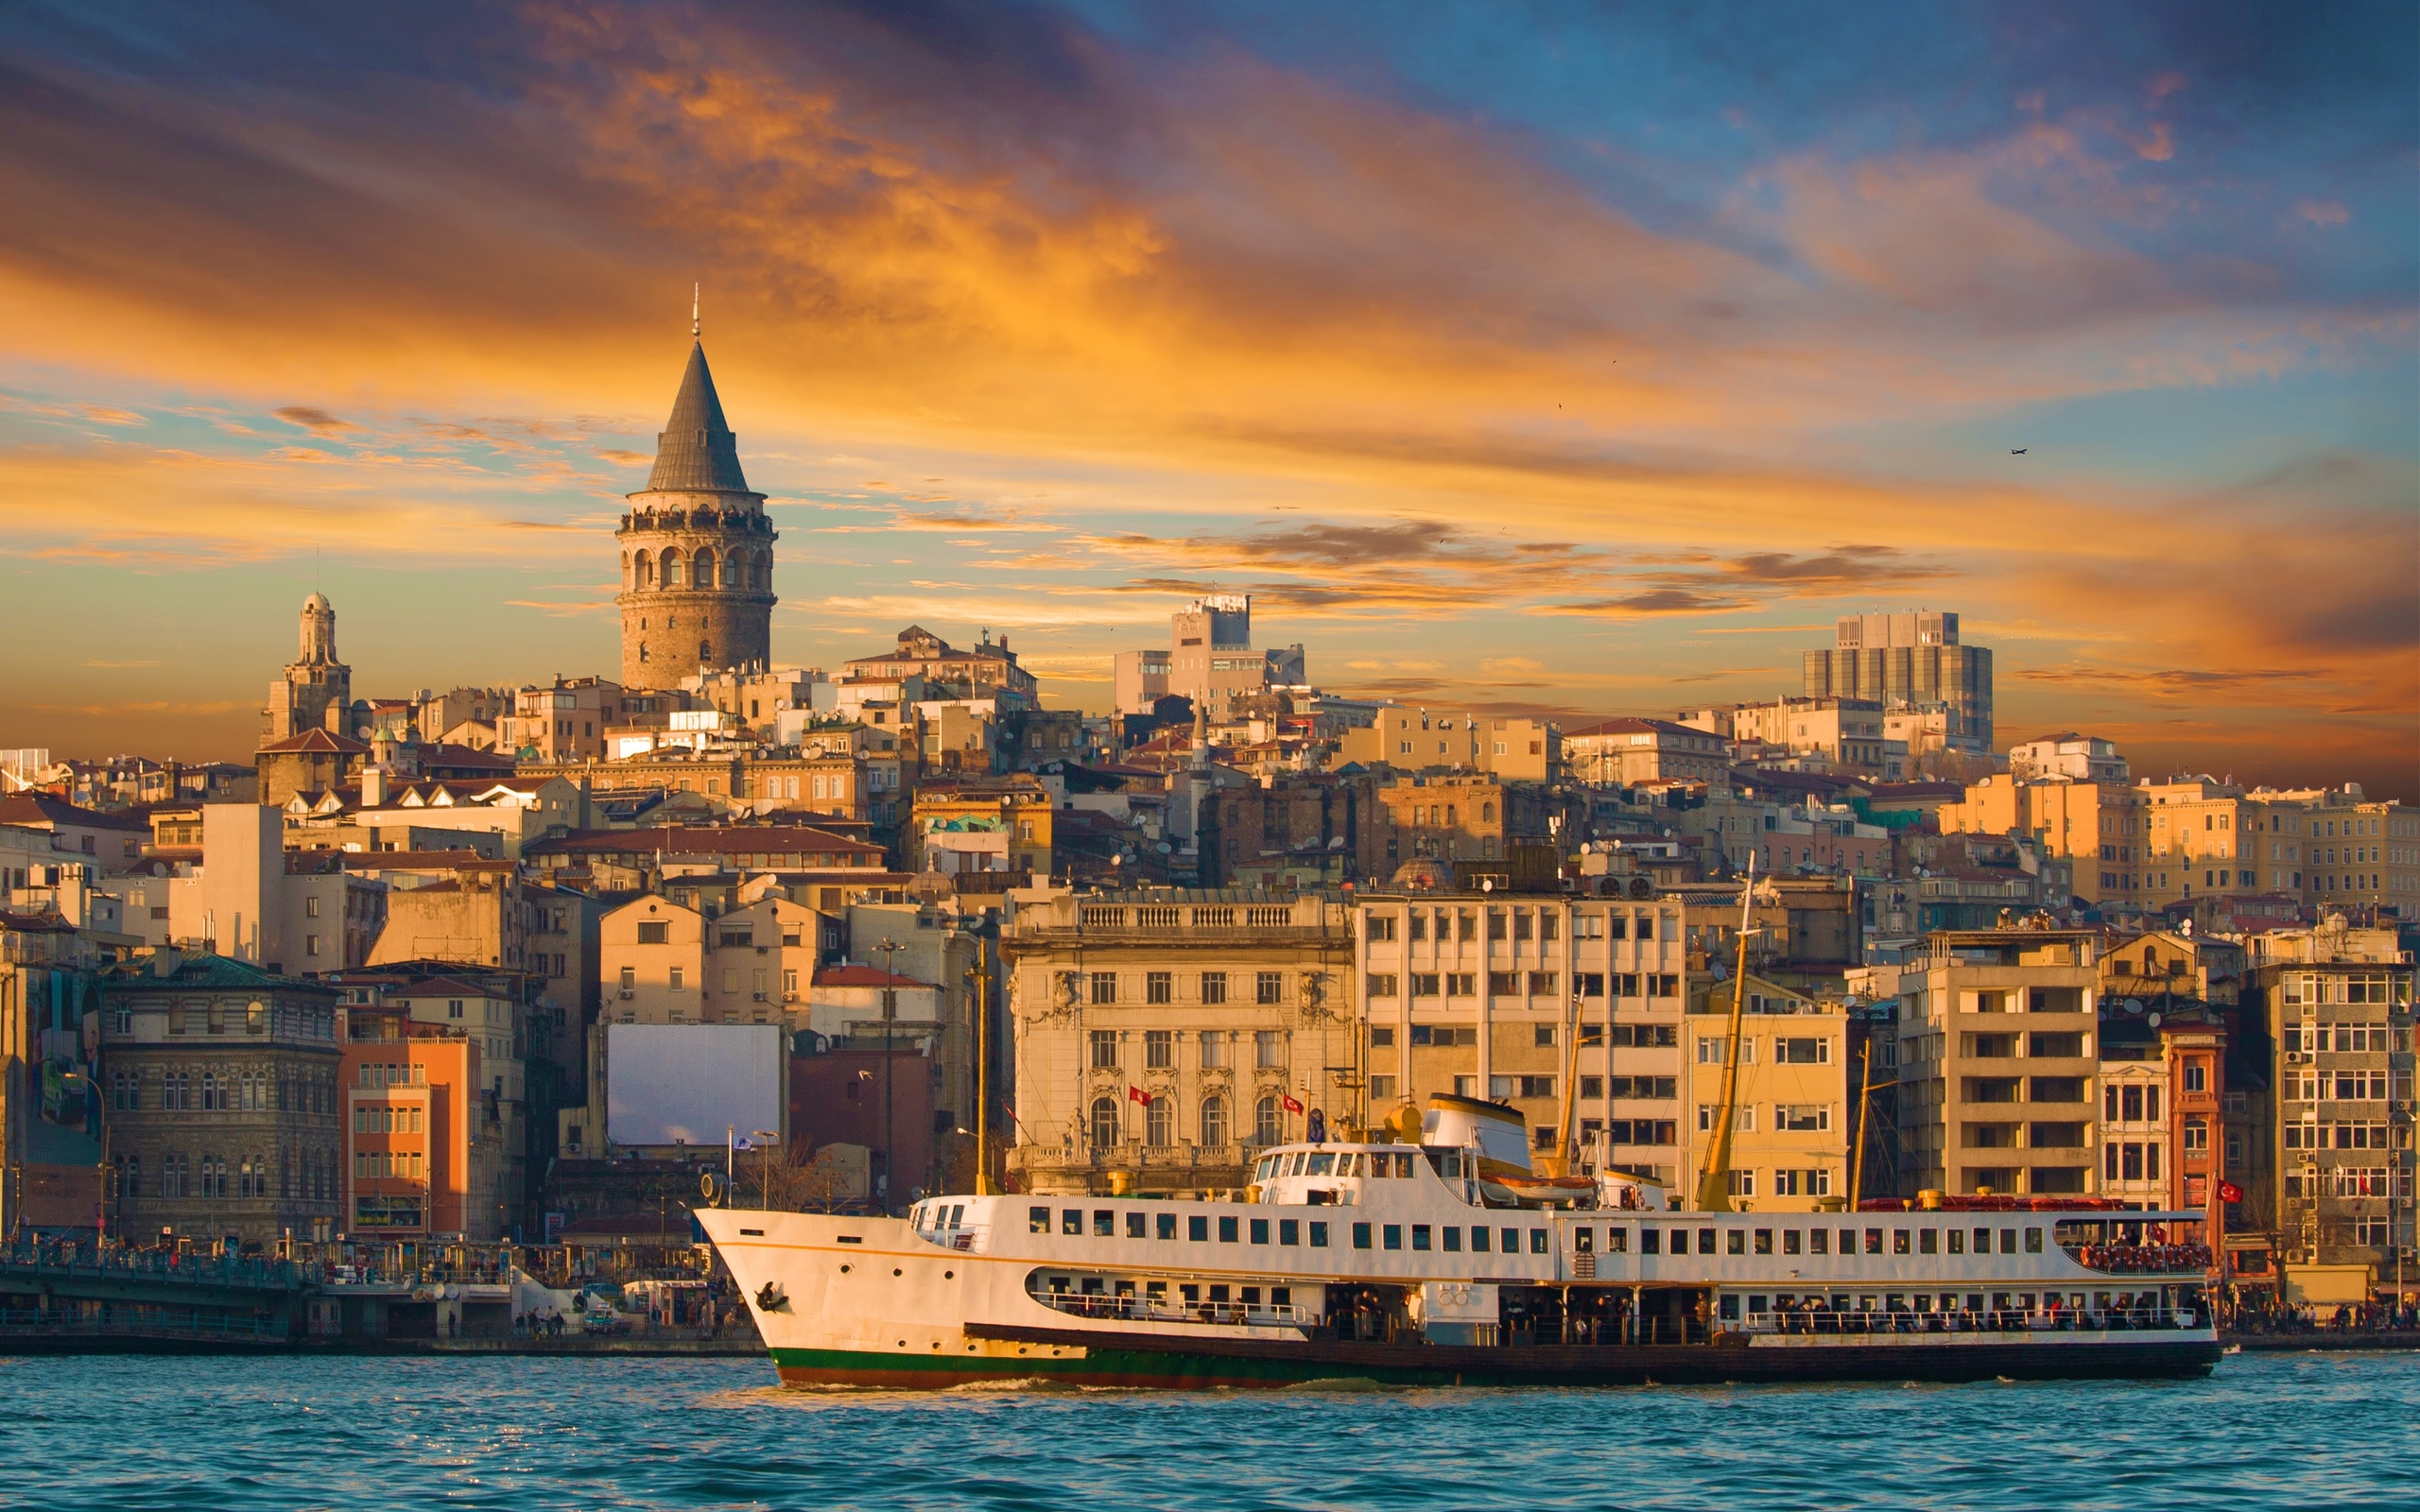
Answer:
[{"left": 616, "top": 333, "right": 778, "bottom": 690}]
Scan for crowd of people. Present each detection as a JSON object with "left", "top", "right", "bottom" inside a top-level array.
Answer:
[{"left": 2070, "top": 1241, "right": 2215, "bottom": 1274}]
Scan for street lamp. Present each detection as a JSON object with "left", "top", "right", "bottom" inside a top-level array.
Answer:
[{"left": 878, "top": 936, "right": 902, "bottom": 1214}]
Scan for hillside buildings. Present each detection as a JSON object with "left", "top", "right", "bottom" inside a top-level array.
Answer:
[{"left": 1802, "top": 611, "right": 1994, "bottom": 752}]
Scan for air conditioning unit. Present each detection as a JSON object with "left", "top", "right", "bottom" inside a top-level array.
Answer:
[
  {"left": 752, "top": 991, "right": 769, "bottom": 1002},
  {"left": 616, "top": 989, "right": 635, "bottom": 1000},
  {"left": 2284, "top": 1052, "right": 2307, "bottom": 1064}
]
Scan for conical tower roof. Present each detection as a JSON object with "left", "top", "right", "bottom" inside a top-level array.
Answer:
[{"left": 646, "top": 341, "right": 754, "bottom": 493}]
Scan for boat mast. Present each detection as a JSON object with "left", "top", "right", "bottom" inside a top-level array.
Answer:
[
  {"left": 1693, "top": 854, "right": 1759, "bottom": 1212},
  {"left": 1849, "top": 1038, "right": 1876, "bottom": 1211}
]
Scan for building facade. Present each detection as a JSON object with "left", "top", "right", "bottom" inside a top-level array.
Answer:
[
  {"left": 1003, "top": 890, "right": 1354, "bottom": 1196},
  {"left": 98, "top": 953, "right": 345, "bottom": 1246},
  {"left": 1802, "top": 611, "right": 1993, "bottom": 752}
]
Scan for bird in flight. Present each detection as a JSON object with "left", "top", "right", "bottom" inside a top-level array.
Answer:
[{"left": 2011, "top": 448, "right": 2028, "bottom": 455}]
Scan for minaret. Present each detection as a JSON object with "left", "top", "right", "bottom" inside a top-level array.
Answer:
[{"left": 616, "top": 297, "right": 777, "bottom": 690}]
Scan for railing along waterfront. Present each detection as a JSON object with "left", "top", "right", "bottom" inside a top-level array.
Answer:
[{"left": 0, "top": 1305, "right": 288, "bottom": 1340}]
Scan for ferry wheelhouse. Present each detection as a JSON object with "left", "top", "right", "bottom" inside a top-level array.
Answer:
[{"left": 700, "top": 1095, "right": 2221, "bottom": 1388}]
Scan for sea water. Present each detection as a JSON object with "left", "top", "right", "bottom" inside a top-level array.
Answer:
[{"left": 4, "top": 1349, "right": 2413, "bottom": 1509}]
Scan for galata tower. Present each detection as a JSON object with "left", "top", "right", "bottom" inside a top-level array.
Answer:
[{"left": 616, "top": 319, "right": 777, "bottom": 689}]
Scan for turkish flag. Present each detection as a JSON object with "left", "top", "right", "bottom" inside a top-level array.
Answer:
[
  {"left": 1128, "top": 1085, "right": 1151, "bottom": 1106},
  {"left": 1282, "top": 1093, "right": 1305, "bottom": 1115},
  {"left": 2217, "top": 1179, "right": 2243, "bottom": 1204}
]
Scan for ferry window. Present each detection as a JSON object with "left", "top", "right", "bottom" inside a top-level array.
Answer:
[
  {"left": 1472, "top": 1227, "right": 1492, "bottom": 1253},
  {"left": 1308, "top": 1153, "right": 1336, "bottom": 1177},
  {"left": 1159, "top": 1213, "right": 1177, "bottom": 1240},
  {"left": 950, "top": 1205, "right": 964, "bottom": 1227},
  {"left": 1219, "top": 1216, "right": 1240, "bottom": 1243},
  {"left": 1396, "top": 1153, "right": 1417, "bottom": 1177},
  {"left": 1726, "top": 1229, "right": 1745, "bottom": 1256},
  {"left": 1754, "top": 1229, "right": 1772, "bottom": 1255},
  {"left": 1127, "top": 1212, "right": 1147, "bottom": 1239},
  {"left": 1808, "top": 1229, "right": 1827, "bottom": 1255},
  {"left": 1095, "top": 1211, "right": 1115, "bottom": 1237},
  {"left": 1310, "top": 1223, "right": 1330, "bottom": 1248},
  {"left": 1208, "top": 1284, "right": 1230, "bottom": 1305},
  {"left": 1531, "top": 1229, "right": 1550, "bottom": 1255},
  {"left": 2024, "top": 1228, "right": 2044, "bottom": 1254},
  {"left": 1189, "top": 1215, "right": 1209, "bottom": 1242},
  {"left": 1893, "top": 1229, "right": 1910, "bottom": 1256},
  {"left": 1411, "top": 1225, "right": 1431, "bottom": 1251},
  {"left": 1030, "top": 1206, "right": 1049, "bottom": 1233},
  {"left": 1718, "top": 1295, "right": 1739, "bottom": 1321},
  {"left": 1050, "top": 1276, "right": 1071, "bottom": 1293},
  {"left": 1864, "top": 1228, "right": 1883, "bottom": 1255},
  {"left": 1383, "top": 1225, "right": 1403, "bottom": 1251},
  {"left": 1080, "top": 1279, "right": 1103, "bottom": 1297},
  {"left": 1063, "top": 1210, "right": 1082, "bottom": 1236},
  {"left": 1147, "top": 1280, "right": 1167, "bottom": 1301},
  {"left": 1920, "top": 1228, "right": 1939, "bottom": 1255},
  {"left": 1946, "top": 1229, "right": 1964, "bottom": 1255},
  {"left": 1443, "top": 1227, "right": 1461, "bottom": 1252},
  {"left": 1640, "top": 1228, "right": 1660, "bottom": 1255},
  {"left": 1272, "top": 1287, "right": 1291, "bottom": 1309},
  {"left": 1279, "top": 1219, "right": 1300, "bottom": 1246},
  {"left": 1999, "top": 1228, "right": 2016, "bottom": 1254},
  {"left": 1353, "top": 1223, "right": 1373, "bottom": 1249},
  {"left": 1699, "top": 1228, "right": 1719, "bottom": 1255},
  {"left": 1606, "top": 1228, "right": 1628, "bottom": 1253},
  {"left": 1504, "top": 1228, "right": 1522, "bottom": 1254},
  {"left": 1239, "top": 1287, "right": 1261, "bottom": 1307},
  {"left": 1180, "top": 1283, "right": 1200, "bottom": 1304},
  {"left": 1781, "top": 1229, "right": 1801, "bottom": 1255},
  {"left": 1251, "top": 1218, "right": 1270, "bottom": 1245},
  {"left": 1337, "top": 1153, "right": 1362, "bottom": 1177},
  {"left": 1574, "top": 1228, "right": 1594, "bottom": 1254}
]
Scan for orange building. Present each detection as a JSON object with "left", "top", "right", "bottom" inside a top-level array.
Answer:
[
  {"left": 339, "top": 1005, "right": 494, "bottom": 1240},
  {"left": 1940, "top": 775, "right": 2148, "bottom": 907}
]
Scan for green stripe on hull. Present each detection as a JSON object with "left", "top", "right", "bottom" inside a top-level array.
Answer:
[{"left": 769, "top": 1345, "right": 1460, "bottom": 1390}]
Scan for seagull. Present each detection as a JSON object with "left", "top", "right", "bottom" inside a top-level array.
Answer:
[{"left": 2011, "top": 448, "right": 2028, "bottom": 455}]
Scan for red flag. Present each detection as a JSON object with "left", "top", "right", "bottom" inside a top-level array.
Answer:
[
  {"left": 1128, "top": 1085, "right": 1151, "bottom": 1107},
  {"left": 1281, "top": 1093, "right": 1305, "bottom": 1115},
  {"left": 2217, "top": 1179, "right": 2243, "bottom": 1204}
]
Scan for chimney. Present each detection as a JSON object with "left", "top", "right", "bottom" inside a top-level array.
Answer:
[{"left": 361, "top": 764, "right": 389, "bottom": 807}]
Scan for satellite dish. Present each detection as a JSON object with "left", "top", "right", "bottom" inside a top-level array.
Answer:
[{"left": 2147, "top": 1012, "right": 2162, "bottom": 1029}]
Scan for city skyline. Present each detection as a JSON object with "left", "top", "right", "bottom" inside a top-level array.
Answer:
[{"left": 2, "top": 4, "right": 2413, "bottom": 797}]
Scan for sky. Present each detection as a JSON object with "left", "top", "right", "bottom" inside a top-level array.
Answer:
[{"left": 2, "top": 1, "right": 2413, "bottom": 796}]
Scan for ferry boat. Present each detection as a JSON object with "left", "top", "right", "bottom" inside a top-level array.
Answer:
[{"left": 698, "top": 1095, "right": 2222, "bottom": 1388}]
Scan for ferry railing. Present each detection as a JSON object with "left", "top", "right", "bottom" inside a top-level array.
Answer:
[
  {"left": 1739, "top": 1305, "right": 2200, "bottom": 1336},
  {"left": 1034, "top": 1291, "right": 1310, "bottom": 1328}
]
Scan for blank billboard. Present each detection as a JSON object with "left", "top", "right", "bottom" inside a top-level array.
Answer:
[{"left": 606, "top": 1023, "right": 785, "bottom": 1148}]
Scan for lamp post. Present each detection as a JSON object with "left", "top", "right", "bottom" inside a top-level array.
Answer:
[{"left": 878, "top": 936, "right": 901, "bottom": 1214}]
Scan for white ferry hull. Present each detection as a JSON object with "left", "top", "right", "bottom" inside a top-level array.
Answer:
[{"left": 697, "top": 1208, "right": 2222, "bottom": 1390}]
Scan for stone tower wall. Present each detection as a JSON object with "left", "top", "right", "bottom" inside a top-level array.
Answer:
[{"left": 615, "top": 491, "right": 777, "bottom": 690}]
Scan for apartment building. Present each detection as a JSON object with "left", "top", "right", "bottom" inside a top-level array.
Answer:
[
  {"left": 1679, "top": 697, "right": 1886, "bottom": 774},
  {"left": 1563, "top": 718, "right": 1729, "bottom": 786},
  {"left": 1679, "top": 974, "right": 1852, "bottom": 1211},
  {"left": 1801, "top": 610, "right": 1994, "bottom": 751},
  {"left": 339, "top": 1004, "right": 493, "bottom": 1240},
  {"left": 1939, "top": 775, "right": 2149, "bottom": 907},
  {"left": 1002, "top": 890, "right": 1353, "bottom": 1196},
  {"left": 1337, "top": 709, "right": 1560, "bottom": 781},
  {"left": 1355, "top": 886, "right": 1689, "bottom": 1188},
  {"left": 2252, "top": 926, "right": 2416, "bottom": 1276},
  {"left": 1893, "top": 929, "right": 2103, "bottom": 1198},
  {"left": 97, "top": 952, "right": 346, "bottom": 1246}
]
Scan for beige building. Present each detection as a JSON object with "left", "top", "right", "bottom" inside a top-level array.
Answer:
[
  {"left": 1940, "top": 776, "right": 2149, "bottom": 907},
  {"left": 1355, "top": 886, "right": 1690, "bottom": 1187},
  {"left": 1679, "top": 974, "right": 1852, "bottom": 1211},
  {"left": 1338, "top": 709, "right": 1559, "bottom": 780},
  {"left": 1003, "top": 890, "right": 1353, "bottom": 1195},
  {"left": 1893, "top": 929, "right": 2104, "bottom": 1198},
  {"left": 1679, "top": 697, "right": 1886, "bottom": 775},
  {"left": 599, "top": 894, "right": 821, "bottom": 1028},
  {"left": 495, "top": 677, "right": 630, "bottom": 764},
  {"left": 1563, "top": 718, "right": 1729, "bottom": 787}
]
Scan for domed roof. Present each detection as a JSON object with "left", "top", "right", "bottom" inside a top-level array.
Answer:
[{"left": 303, "top": 592, "right": 332, "bottom": 612}]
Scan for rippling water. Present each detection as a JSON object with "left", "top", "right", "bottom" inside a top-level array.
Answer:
[{"left": 5, "top": 1349, "right": 2414, "bottom": 1509}]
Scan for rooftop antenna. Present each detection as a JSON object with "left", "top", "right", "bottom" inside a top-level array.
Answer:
[{"left": 691, "top": 283, "right": 700, "bottom": 339}]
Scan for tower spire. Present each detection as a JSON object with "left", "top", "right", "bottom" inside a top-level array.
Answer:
[{"left": 691, "top": 283, "right": 700, "bottom": 339}]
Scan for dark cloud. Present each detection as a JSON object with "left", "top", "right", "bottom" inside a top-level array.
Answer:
[
  {"left": 1547, "top": 589, "right": 1754, "bottom": 617},
  {"left": 272, "top": 405, "right": 354, "bottom": 434}
]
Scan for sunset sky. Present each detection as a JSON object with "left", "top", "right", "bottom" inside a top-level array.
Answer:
[{"left": 3, "top": 3, "right": 2413, "bottom": 795}]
